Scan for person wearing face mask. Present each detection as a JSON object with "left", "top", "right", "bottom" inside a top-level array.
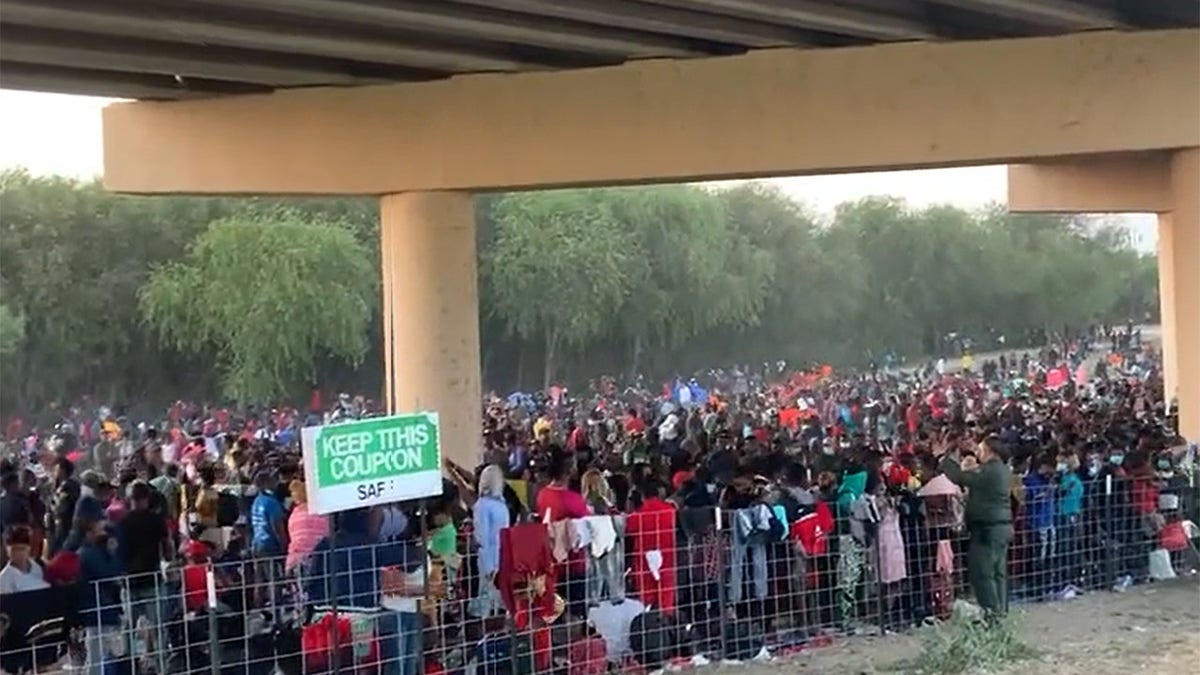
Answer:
[
  {"left": 1055, "top": 452, "right": 1084, "bottom": 595},
  {"left": 1094, "top": 445, "right": 1141, "bottom": 591}
]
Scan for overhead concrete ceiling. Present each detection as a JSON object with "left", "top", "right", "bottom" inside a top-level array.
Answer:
[{"left": 1, "top": 0, "right": 1196, "bottom": 100}]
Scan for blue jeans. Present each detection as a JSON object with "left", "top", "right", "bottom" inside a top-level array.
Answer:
[
  {"left": 377, "top": 610, "right": 422, "bottom": 675},
  {"left": 586, "top": 518, "right": 627, "bottom": 606},
  {"left": 729, "top": 513, "right": 769, "bottom": 604},
  {"left": 1033, "top": 527, "right": 1056, "bottom": 594}
]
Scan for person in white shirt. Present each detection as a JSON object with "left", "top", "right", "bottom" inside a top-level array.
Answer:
[{"left": 0, "top": 525, "right": 50, "bottom": 594}]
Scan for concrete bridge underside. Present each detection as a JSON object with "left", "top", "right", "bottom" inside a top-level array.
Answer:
[{"left": 48, "top": 24, "right": 1200, "bottom": 462}]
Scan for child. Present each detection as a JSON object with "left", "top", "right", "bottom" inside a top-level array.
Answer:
[
  {"left": 427, "top": 508, "right": 460, "bottom": 592},
  {"left": 181, "top": 540, "right": 233, "bottom": 613}
]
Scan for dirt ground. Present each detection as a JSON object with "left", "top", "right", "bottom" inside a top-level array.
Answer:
[{"left": 725, "top": 577, "right": 1199, "bottom": 675}]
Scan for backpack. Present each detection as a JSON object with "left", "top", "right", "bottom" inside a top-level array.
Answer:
[
  {"left": 629, "top": 611, "right": 676, "bottom": 670},
  {"left": 216, "top": 491, "right": 240, "bottom": 527},
  {"left": 472, "top": 633, "right": 535, "bottom": 675}
]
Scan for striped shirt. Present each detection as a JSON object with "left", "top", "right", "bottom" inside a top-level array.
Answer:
[{"left": 286, "top": 503, "right": 329, "bottom": 571}]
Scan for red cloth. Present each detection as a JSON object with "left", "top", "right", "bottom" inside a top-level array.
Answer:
[
  {"left": 301, "top": 613, "right": 380, "bottom": 674},
  {"left": 513, "top": 607, "right": 554, "bottom": 671},
  {"left": 671, "top": 471, "right": 694, "bottom": 492},
  {"left": 536, "top": 485, "right": 588, "bottom": 522},
  {"left": 626, "top": 497, "right": 678, "bottom": 615},
  {"left": 537, "top": 485, "right": 588, "bottom": 575},
  {"left": 498, "top": 523, "right": 557, "bottom": 617},
  {"left": 905, "top": 404, "right": 921, "bottom": 436},
  {"left": 43, "top": 551, "right": 81, "bottom": 585},
  {"left": 183, "top": 563, "right": 210, "bottom": 611},
  {"left": 624, "top": 415, "right": 646, "bottom": 436},
  {"left": 1131, "top": 475, "right": 1160, "bottom": 516},
  {"left": 568, "top": 635, "right": 607, "bottom": 675},
  {"left": 1161, "top": 521, "right": 1189, "bottom": 552},
  {"left": 567, "top": 427, "right": 586, "bottom": 452},
  {"left": 778, "top": 407, "right": 800, "bottom": 430},
  {"left": 790, "top": 502, "right": 833, "bottom": 557},
  {"left": 887, "top": 464, "right": 913, "bottom": 487}
]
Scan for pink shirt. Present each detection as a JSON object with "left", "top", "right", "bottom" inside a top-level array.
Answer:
[{"left": 286, "top": 503, "right": 329, "bottom": 571}]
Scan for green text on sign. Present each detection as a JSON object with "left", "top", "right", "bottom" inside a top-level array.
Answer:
[
  {"left": 301, "top": 412, "right": 442, "bottom": 514},
  {"left": 313, "top": 414, "right": 440, "bottom": 486}
]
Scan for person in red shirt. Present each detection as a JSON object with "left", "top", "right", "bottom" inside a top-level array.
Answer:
[
  {"left": 626, "top": 479, "right": 678, "bottom": 615},
  {"left": 624, "top": 409, "right": 646, "bottom": 437},
  {"left": 1128, "top": 456, "right": 1160, "bottom": 517},
  {"left": 181, "top": 540, "right": 234, "bottom": 612},
  {"left": 535, "top": 449, "right": 588, "bottom": 615}
]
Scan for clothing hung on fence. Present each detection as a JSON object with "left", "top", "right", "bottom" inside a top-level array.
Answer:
[
  {"left": 679, "top": 507, "right": 724, "bottom": 584},
  {"left": 498, "top": 522, "right": 557, "bottom": 617},
  {"left": 588, "top": 598, "right": 647, "bottom": 664},
  {"left": 626, "top": 497, "right": 678, "bottom": 615},
  {"left": 729, "top": 504, "right": 771, "bottom": 603},
  {"left": 577, "top": 515, "right": 627, "bottom": 605},
  {"left": 878, "top": 498, "right": 907, "bottom": 585},
  {"left": 930, "top": 538, "right": 955, "bottom": 620}
]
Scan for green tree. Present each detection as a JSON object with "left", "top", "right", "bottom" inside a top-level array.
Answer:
[
  {"left": 139, "top": 213, "right": 376, "bottom": 401},
  {"left": 0, "top": 170, "right": 1164, "bottom": 409},
  {"left": 484, "top": 191, "right": 634, "bottom": 387},
  {"left": 607, "top": 185, "right": 773, "bottom": 373},
  {"left": 0, "top": 302, "right": 25, "bottom": 359},
  {"left": 0, "top": 170, "right": 227, "bottom": 411}
]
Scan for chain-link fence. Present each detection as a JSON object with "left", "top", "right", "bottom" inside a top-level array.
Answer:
[{"left": 2, "top": 478, "right": 1197, "bottom": 675}]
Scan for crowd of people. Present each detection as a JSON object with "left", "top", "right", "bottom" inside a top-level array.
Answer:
[{"left": 0, "top": 324, "right": 1196, "bottom": 675}]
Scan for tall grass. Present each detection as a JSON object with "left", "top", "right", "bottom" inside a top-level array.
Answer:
[{"left": 889, "top": 606, "right": 1039, "bottom": 674}]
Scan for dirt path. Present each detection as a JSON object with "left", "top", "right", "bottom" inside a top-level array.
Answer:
[{"left": 721, "top": 576, "right": 1198, "bottom": 675}]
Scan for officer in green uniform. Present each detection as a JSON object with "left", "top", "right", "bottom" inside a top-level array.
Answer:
[{"left": 938, "top": 433, "right": 1014, "bottom": 618}]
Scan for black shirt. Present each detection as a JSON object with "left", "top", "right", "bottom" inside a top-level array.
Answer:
[
  {"left": 0, "top": 492, "right": 32, "bottom": 529},
  {"left": 120, "top": 509, "right": 168, "bottom": 588}
]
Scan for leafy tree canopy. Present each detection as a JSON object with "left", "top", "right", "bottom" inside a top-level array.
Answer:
[
  {"left": 139, "top": 213, "right": 376, "bottom": 402},
  {"left": 0, "top": 170, "right": 1159, "bottom": 413}
]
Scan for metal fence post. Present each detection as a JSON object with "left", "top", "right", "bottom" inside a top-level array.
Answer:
[
  {"left": 154, "top": 572, "right": 167, "bottom": 675},
  {"left": 714, "top": 507, "right": 729, "bottom": 661},
  {"left": 206, "top": 567, "right": 221, "bottom": 675},
  {"left": 1103, "top": 474, "right": 1115, "bottom": 587},
  {"left": 875, "top": 532, "right": 886, "bottom": 636},
  {"left": 418, "top": 500, "right": 429, "bottom": 675}
]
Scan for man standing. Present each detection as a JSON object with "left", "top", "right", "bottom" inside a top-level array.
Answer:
[
  {"left": 120, "top": 482, "right": 172, "bottom": 663},
  {"left": 937, "top": 434, "right": 1014, "bottom": 619},
  {"left": 49, "top": 458, "right": 81, "bottom": 556}
]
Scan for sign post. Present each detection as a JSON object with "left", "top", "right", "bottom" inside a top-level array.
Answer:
[{"left": 301, "top": 412, "right": 443, "bottom": 515}]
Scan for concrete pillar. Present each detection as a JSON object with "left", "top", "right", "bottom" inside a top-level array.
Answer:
[
  {"left": 1164, "top": 149, "right": 1200, "bottom": 440},
  {"left": 380, "top": 191, "right": 482, "bottom": 470},
  {"left": 1157, "top": 213, "right": 1178, "bottom": 405}
]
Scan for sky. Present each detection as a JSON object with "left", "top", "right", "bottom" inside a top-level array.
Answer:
[{"left": 0, "top": 89, "right": 1157, "bottom": 249}]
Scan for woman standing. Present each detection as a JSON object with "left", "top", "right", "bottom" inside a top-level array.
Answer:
[{"left": 470, "top": 465, "right": 510, "bottom": 618}]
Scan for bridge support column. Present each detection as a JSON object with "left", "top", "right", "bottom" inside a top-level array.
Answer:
[
  {"left": 380, "top": 191, "right": 482, "bottom": 470},
  {"left": 1164, "top": 149, "right": 1200, "bottom": 441}
]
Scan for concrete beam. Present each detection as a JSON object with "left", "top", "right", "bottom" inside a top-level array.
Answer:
[
  {"left": 102, "top": 29, "right": 1200, "bottom": 195},
  {"left": 1008, "top": 152, "right": 1173, "bottom": 213},
  {"left": 929, "top": 0, "right": 1120, "bottom": 28},
  {"left": 641, "top": 0, "right": 935, "bottom": 39}
]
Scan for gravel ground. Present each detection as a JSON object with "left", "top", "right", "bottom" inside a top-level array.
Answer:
[{"left": 721, "top": 576, "right": 1198, "bottom": 675}]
